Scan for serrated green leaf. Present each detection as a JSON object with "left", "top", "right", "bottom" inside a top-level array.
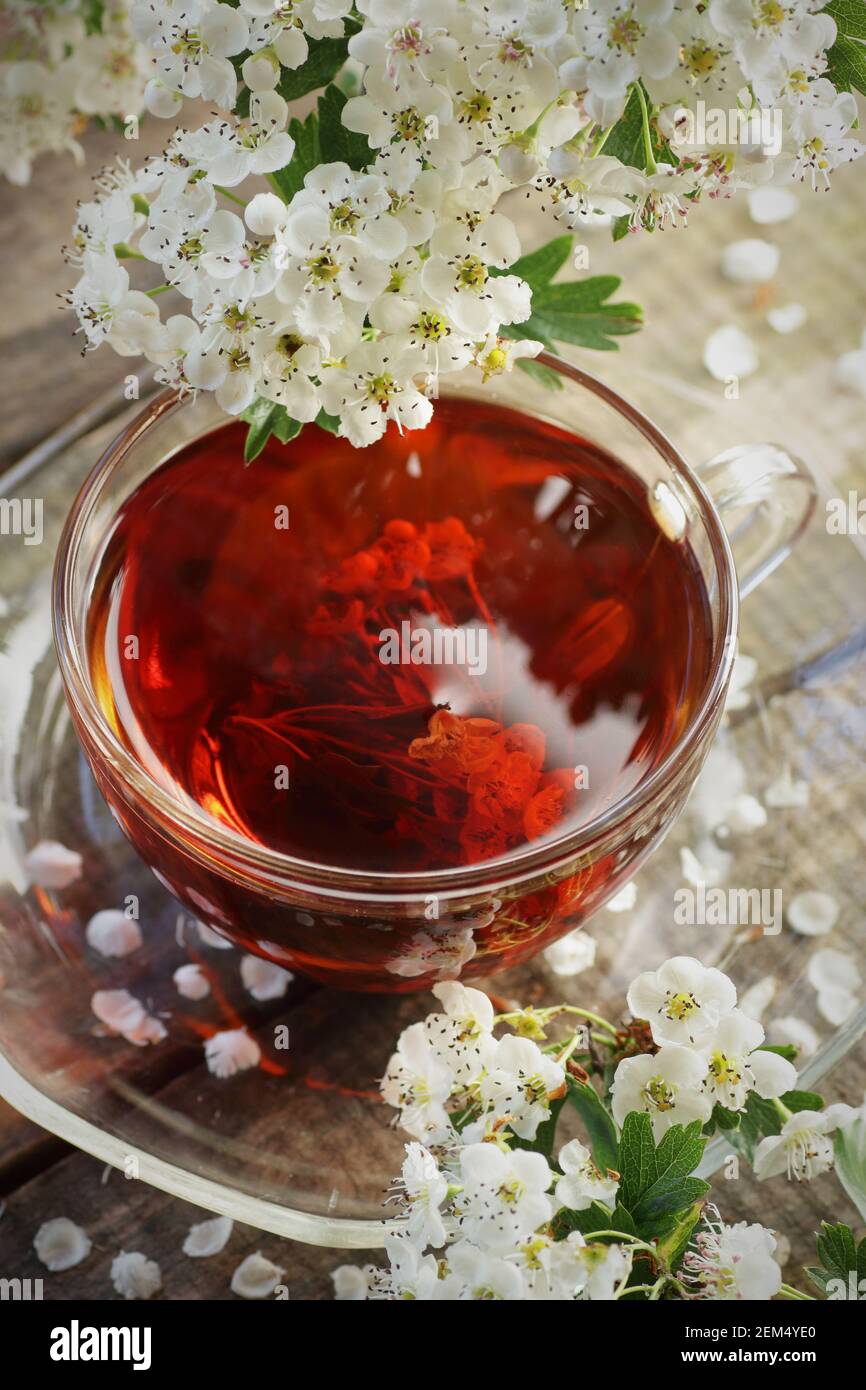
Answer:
[
  {"left": 317, "top": 83, "right": 374, "bottom": 172},
  {"left": 269, "top": 108, "right": 321, "bottom": 204},
  {"left": 815, "top": 1221, "right": 858, "bottom": 1291},
  {"left": 567, "top": 1078, "right": 620, "bottom": 1176},
  {"left": 603, "top": 86, "right": 648, "bottom": 170},
  {"left": 649, "top": 1119, "right": 707, "bottom": 1184},
  {"left": 512, "top": 276, "right": 642, "bottom": 353},
  {"left": 826, "top": 32, "right": 866, "bottom": 96},
  {"left": 602, "top": 83, "right": 675, "bottom": 172},
  {"left": 506, "top": 235, "right": 574, "bottom": 287},
  {"left": 826, "top": 0, "right": 866, "bottom": 42},
  {"left": 618, "top": 1112, "right": 656, "bottom": 1211},
  {"left": 632, "top": 1176, "right": 710, "bottom": 1230}
]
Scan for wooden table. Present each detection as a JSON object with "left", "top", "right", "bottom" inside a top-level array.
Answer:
[{"left": 0, "top": 117, "right": 864, "bottom": 1300}]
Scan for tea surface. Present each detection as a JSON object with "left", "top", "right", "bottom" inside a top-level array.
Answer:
[{"left": 88, "top": 399, "right": 712, "bottom": 873}]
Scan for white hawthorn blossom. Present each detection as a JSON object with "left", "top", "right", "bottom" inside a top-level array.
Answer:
[
  {"left": 131, "top": 0, "right": 250, "bottom": 109},
  {"left": 353, "top": 954, "right": 850, "bottom": 1300},
  {"left": 682, "top": 1210, "right": 783, "bottom": 1300},
  {"left": 478, "top": 1033, "right": 566, "bottom": 1140},
  {"left": 56, "top": 0, "right": 860, "bottom": 441},
  {"left": 610, "top": 1043, "right": 713, "bottom": 1137},
  {"left": 556, "top": 1139, "right": 619, "bottom": 1211},
  {"left": 627, "top": 955, "right": 738, "bottom": 1047},
  {"left": 698, "top": 1009, "right": 798, "bottom": 1112},
  {"left": 457, "top": 1144, "right": 554, "bottom": 1252},
  {"left": 753, "top": 1103, "right": 858, "bottom": 1182},
  {"left": 381, "top": 1020, "right": 454, "bottom": 1141}
]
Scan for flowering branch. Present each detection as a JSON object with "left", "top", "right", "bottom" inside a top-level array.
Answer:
[
  {"left": 44, "top": 0, "right": 862, "bottom": 454},
  {"left": 331, "top": 954, "right": 862, "bottom": 1300}
]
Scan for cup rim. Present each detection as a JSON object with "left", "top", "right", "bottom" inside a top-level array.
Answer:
[{"left": 52, "top": 353, "right": 739, "bottom": 895}]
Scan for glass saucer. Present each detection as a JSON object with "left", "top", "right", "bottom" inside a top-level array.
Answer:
[{"left": 1, "top": 389, "right": 864, "bottom": 1249}]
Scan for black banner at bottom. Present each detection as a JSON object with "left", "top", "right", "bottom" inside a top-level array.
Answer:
[{"left": 0, "top": 1293, "right": 853, "bottom": 1374}]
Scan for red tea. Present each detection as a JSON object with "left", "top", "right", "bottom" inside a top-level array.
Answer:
[{"left": 88, "top": 398, "right": 712, "bottom": 881}]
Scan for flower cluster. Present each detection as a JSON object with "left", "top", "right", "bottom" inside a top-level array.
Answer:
[
  {"left": 613, "top": 954, "right": 799, "bottom": 1135},
  {"left": 345, "top": 980, "right": 640, "bottom": 1299},
  {"left": 62, "top": 0, "right": 862, "bottom": 448},
  {"left": 332, "top": 952, "right": 857, "bottom": 1300},
  {"left": 1, "top": 1, "right": 148, "bottom": 185}
]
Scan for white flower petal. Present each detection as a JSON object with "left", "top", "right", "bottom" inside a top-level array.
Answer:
[
  {"left": 204, "top": 1028, "right": 261, "bottom": 1078},
  {"left": 231, "top": 1252, "right": 285, "bottom": 1298},
  {"left": 173, "top": 963, "right": 211, "bottom": 1001},
  {"left": 111, "top": 1251, "right": 162, "bottom": 1300},
  {"left": 34, "top": 1218, "right": 91, "bottom": 1272},
  {"left": 24, "top": 840, "right": 83, "bottom": 889},
  {"left": 183, "top": 1216, "right": 233, "bottom": 1258},
  {"left": 787, "top": 890, "right": 839, "bottom": 937},
  {"left": 240, "top": 954, "right": 293, "bottom": 1001},
  {"left": 703, "top": 325, "right": 759, "bottom": 381},
  {"left": 85, "top": 909, "right": 142, "bottom": 959}
]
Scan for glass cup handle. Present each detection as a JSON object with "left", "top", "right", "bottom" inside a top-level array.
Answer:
[{"left": 696, "top": 444, "right": 817, "bottom": 599}]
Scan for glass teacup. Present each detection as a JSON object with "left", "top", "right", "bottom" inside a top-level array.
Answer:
[{"left": 53, "top": 355, "right": 815, "bottom": 991}]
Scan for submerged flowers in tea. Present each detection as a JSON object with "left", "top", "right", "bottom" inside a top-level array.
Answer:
[{"left": 88, "top": 398, "right": 712, "bottom": 876}]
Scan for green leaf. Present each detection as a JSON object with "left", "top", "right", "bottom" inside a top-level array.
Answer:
[
  {"left": 506, "top": 275, "right": 643, "bottom": 354},
  {"left": 315, "top": 408, "right": 342, "bottom": 435},
  {"left": 511, "top": 1094, "right": 567, "bottom": 1159},
  {"left": 617, "top": 1112, "right": 657, "bottom": 1212},
  {"left": 516, "top": 358, "right": 564, "bottom": 389},
  {"left": 756, "top": 1043, "right": 799, "bottom": 1063},
  {"left": 81, "top": 0, "right": 105, "bottom": 35},
  {"left": 826, "top": 31, "right": 866, "bottom": 96},
  {"left": 550, "top": 1199, "right": 616, "bottom": 1242},
  {"left": 834, "top": 1111, "right": 866, "bottom": 1223},
  {"left": 269, "top": 107, "right": 322, "bottom": 204},
  {"left": 241, "top": 399, "right": 303, "bottom": 463},
  {"left": 615, "top": 1115, "right": 709, "bottom": 1240},
  {"left": 655, "top": 1200, "right": 705, "bottom": 1273},
  {"left": 505, "top": 235, "right": 574, "bottom": 288},
  {"left": 826, "top": 0, "right": 866, "bottom": 41},
  {"left": 317, "top": 83, "right": 374, "bottom": 172},
  {"left": 279, "top": 31, "right": 356, "bottom": 101},
  {"left": 602, "top": 83, "right": 674, "bottom": 172},
  {"left": 629, "top": 1121, "right": 709, "bottom": 1227},
  {"left": 632, "top": 1176, "right": 710, "bottom": 1231},
  {"left": 236, "top": 24, "right": 359, "bottom": 118},
  {"left": 611, "top": 214, "right": 631, "bottom": 243},
  {"left": 806, "top": 1221, "right": 866, "bottom": 1297},
  {"left": 780, "top": 1090, "right": 825, "bottom": 1113},
  {"left": 567, "top": 1078, "right": 620, "bottom": 1176},
  {"left": 707, "top": 1102, "right": 741, "bottom": 1133}
]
